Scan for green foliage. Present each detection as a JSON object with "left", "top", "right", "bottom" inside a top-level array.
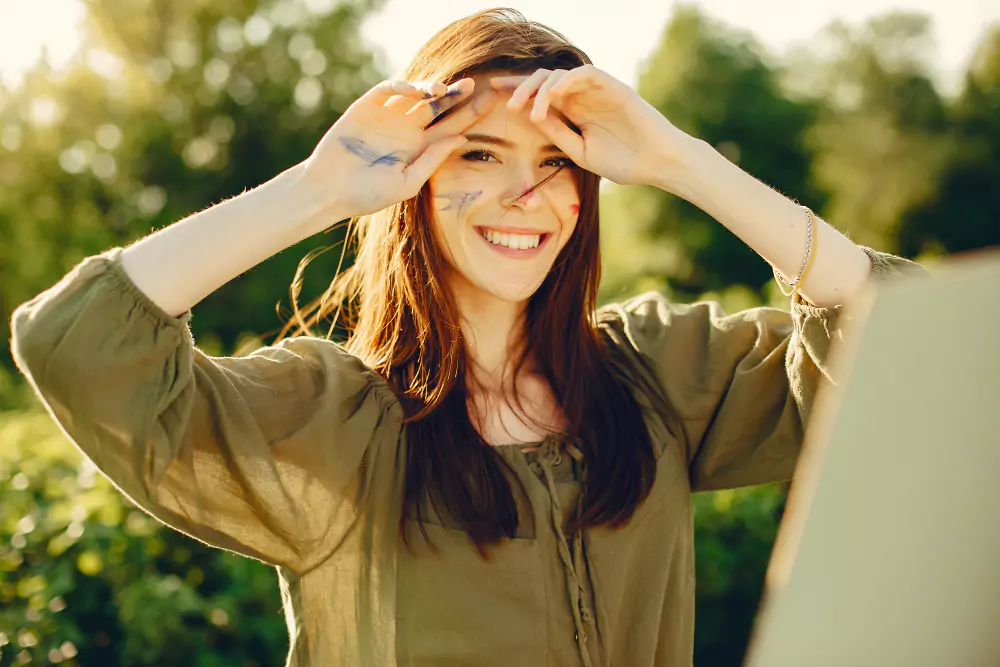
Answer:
[
  {"left": 795, "top": 12, "right": 957, "bottom": 252},
  {"left": 691, "top": 484, "right": 788, "bottom": 667},
  {"left": 0, "top": 410, "right": 287, "bottom": 666},
  {"left": 897, "top": 26, "right": 1000, "bottom": 256},
  {"left": 0, "top": 0, "right": 384, "bottom": 373},
  {"left": 601, "top": 6, "right": 824, "bottom": 301}
]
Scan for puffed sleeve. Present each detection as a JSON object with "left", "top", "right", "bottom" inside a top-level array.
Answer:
[
  {"left": 597, "top": 247, "right": 925, "bottom": 492},
  {"left": 10, "top": 248, "right": 401, "bottom": 574}
]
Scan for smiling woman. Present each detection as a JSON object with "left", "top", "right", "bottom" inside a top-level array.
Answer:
[{"left": 9, "top": 6, "right": 924, "bottom": 667}]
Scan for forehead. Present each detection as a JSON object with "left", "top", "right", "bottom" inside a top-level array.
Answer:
[{"left": 459, "top": 74, "right": 567, "bottom": 150}]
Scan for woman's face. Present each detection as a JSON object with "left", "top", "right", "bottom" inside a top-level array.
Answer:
[{"left": 428, "top": 75, "right": 581, "bottom": 305}]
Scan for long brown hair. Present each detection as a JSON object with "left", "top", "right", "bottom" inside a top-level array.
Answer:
[{"left": 281, "top": 8, "right": 662, "bottom": 557}]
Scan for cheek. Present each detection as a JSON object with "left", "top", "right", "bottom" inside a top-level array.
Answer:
[
  {"left": 432, "top": 160, "right": 487, "bottom": 191},
  {"left": 542, "top": 178, "right": 581, "bottom": 228},
  {"left": 430, "top": 166, "right": 489, "bottom": 220}
]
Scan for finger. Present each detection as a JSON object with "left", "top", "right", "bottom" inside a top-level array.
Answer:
[
  {"left": 548, "top": 66, "right": 601, "bottom": 98},
  {"left": 361, "top": 79, "right": 423, "bottom": 107},
  {"left": 402, "top": 135, "right": 468, "bottom": 193},
  {"left": 425, "top": 88, "right": 498, "bottom": 137},
  {"left": 506, "top": 69, "right": 552, "bottom": 112},
  {"left": 529, "top": 70, "right": 569, "bottom": 122},
  {"left": 490, "top": 75, "right": 529, "bottom": 90},
  {"left": 384, "top": 80, "right": 450, "bottom": 111},
  {"left": 404, "top": 78, "right": 474, "bottom": 124},
  {"left": 531, "top": 114, "right": 586, "bottom": 167},
  {"left": 411, "top": 80, "right": 449, "bottom": 98}
]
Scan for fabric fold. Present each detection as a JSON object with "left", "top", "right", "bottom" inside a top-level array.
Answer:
[{"left": 10, "top": 247, "right": 402, "bottom": 575}]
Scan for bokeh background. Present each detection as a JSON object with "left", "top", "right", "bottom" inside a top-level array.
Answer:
[{"left": 1, "top": 0, "right": 998, "bottom": 665}]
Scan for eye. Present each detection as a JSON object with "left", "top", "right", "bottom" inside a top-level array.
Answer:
[
  {"left": 544, "top": 156, "right": 576, "bottom": 168},
  {"left": 461, "top": 148, "right": 499, "bottom": 163}
]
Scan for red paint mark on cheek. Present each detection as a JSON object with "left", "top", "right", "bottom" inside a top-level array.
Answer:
[{"left": 570, "top": 204, "right": 580, "bottom": 215}]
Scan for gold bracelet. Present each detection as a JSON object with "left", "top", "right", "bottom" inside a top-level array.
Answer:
[{"left": 773, "top": 206, "right": 815, "bottom": 297}]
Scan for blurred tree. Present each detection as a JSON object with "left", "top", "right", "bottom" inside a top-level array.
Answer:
[
  {"left": 0, "top": 410, "right": 288, "bottom": 667},
  {"left": 600, "top": 5, "right": 824, "bottom": 303},
  {"left": 789, "top": 12, "right": 957, "bottom": 253},
  {"left": 691, "top": 483, "right": 789, "bottom": 667},
  {"left": 0, "top": 0, "right": 384, "bottom": 375},
  {"left": 896, "top": 26, "right": 1000, "bottom": 256}
]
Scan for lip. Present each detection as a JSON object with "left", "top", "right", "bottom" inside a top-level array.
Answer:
[
  {"left": 474, "top": 227, "right": 551, "bottom": 259},
  {"left": 474, "top": 225, "right": 554, "bottom": 235}
]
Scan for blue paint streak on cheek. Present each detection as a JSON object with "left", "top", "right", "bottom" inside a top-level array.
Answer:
[
  {"left": 433, "top": 195, "right": 454, "bottom": 212},
  {"left": 432, "top": 190, "right": 482, "bottom": 216},
  {"left": 457, "top": 190, "right": 483, "bottom": 217}
]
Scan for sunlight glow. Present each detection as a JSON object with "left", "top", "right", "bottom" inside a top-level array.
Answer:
[
  {"left": 0, "top": 0, "right": 997, "bottom": 94},
  {"left": 0, "top": 0, "right": 87, "bottom": 89}
]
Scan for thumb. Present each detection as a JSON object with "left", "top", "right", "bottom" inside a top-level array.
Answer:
[{"left": 403, "top": 135, "right": 467, "bottom": 191}]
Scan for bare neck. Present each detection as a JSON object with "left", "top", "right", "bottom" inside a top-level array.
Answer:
[{"left": 448, "top": 282, "right": 529, "bottom": 389}]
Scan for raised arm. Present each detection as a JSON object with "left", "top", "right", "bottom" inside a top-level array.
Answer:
[
  {"left": 121, "top": 77, "right": 498, "bottom": 317},
  {"left": 10, "top": 77, "right": 499, "bottom": 573},
  {"left": 499, "top": 65, "right": 879, "bottom": 308},
  {"left": 641, "top": 139, "right": 871, "bottom": 308},
  {"left": 514, "top": 65, "right": 927, "bottom": 489}
]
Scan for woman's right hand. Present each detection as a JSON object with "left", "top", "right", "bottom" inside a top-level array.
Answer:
[{"left": 300, "top": 77, "right": 498, "bottom": 219}]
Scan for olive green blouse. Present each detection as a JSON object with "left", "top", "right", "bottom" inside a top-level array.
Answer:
[{"left": 10, "top": 246, "right": 922, "bottom": 666}]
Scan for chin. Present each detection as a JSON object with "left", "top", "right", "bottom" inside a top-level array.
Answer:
[{"left": 471, "top": 275, "right": 546, "bottom": 304}]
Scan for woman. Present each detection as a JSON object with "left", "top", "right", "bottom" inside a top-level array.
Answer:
[{"left": 10, "top": 8, "right": 922, "bottom": 667}]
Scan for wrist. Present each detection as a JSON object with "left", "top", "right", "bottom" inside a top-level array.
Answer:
[
  {"left": 645, "top": 133, "right": 715, "bottom": 200},
  {"left": 287, "top": 161, "right": 353, "bottom": 234}
]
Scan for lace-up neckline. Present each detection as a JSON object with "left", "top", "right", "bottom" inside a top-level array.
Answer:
[{"left": 498, "top": 433, "right": 596, "bottom": 666}]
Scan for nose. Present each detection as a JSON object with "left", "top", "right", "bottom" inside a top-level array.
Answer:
[{"left": 501, "top": 172, "right": 543, "bottom": 211}]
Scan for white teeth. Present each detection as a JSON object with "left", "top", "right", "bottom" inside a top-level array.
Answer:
[{"left": 480, "top": 229, "right": 542, "bottom": 250}]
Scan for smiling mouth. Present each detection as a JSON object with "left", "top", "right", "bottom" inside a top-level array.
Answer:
[{"left": 475, "top": 227, "right": 551, "bottom": 250}]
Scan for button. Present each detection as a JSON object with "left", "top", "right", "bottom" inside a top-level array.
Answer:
[{"left": 574, "top": 629, "right": 588, "bottom": 643}]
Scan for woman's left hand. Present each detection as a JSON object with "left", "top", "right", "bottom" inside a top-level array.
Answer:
[{"left": 492, "top": 66, "right": 698, "bottom": 186}]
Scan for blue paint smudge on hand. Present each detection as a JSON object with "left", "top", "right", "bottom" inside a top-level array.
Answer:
[
  {"left": 424, "top": 88, "right": 464, "bottom": 118},
  {"left": 339, "top": 137, "right": 405, "bottom": 168}
]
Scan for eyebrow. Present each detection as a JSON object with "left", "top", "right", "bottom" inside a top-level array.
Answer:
[{"left": 464, "top": 133, "right": 563, "bottom": 153}]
